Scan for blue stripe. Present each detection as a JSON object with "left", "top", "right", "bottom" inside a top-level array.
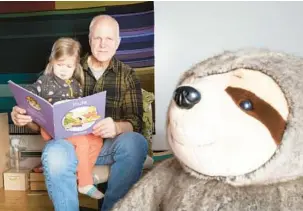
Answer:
[
  {"left": 122, "top": 56, "right": 154, "bottom": 62},
  {"left": 122, "top": 32, "right": 154, "bottom": 39},
  {"left": 0, "top": 97, "right": 17, "bottom": 110},
  {"left": 0, "top": 84, "right": 13, "bottom": 97},
  {"left": 122, "top": 34, "right": 154, "bottom": 44},
  {"left": 117, "top": 47, "right": 153, "bottom": 55},
  {"left": 121, "top": 26, "right": 153, "bottom": 36},
  {"left": 0, "top": 31, "right": 154, "bottom": 40},
  {"left": 119, "top": 40, "right": 154, "bottom": 51},
  {"left": 0, "top": 73, "right": 39, "bottom": 84}
]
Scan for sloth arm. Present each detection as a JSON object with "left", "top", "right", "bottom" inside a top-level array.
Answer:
[{"left": 111, "top": 158, "right": 180, "bottom": 211}]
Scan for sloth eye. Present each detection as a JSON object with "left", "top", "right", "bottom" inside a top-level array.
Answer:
[{"left": 239, "top": 100, "right": 253, "bottom": 111}]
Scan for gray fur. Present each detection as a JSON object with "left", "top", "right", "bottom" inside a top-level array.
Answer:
[
  {"left": 111, "top": 48, "right": 303, "bottom": 211},
  {"left": 112, "top": 158, "right": 303, "bottom": 211}
]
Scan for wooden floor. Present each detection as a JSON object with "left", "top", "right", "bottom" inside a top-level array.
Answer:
[
  {"left": 0, "top": 188, "right": 97, "bottom": 211},
  {"left": 0, "top": 154, "right": 170, "bottom": 211}
]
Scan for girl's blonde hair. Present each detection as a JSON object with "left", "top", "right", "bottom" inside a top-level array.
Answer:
[{"left": 44, "top": 37, "right": 84, "bottom": 87}]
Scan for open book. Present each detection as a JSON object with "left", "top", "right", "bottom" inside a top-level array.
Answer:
[{"left": 8, "top": 80, "right": 106, "bottom": 139}]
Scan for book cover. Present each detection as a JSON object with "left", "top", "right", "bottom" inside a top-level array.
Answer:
[{"left": 8, "top": 80, "right": 106, "bottom": 139}]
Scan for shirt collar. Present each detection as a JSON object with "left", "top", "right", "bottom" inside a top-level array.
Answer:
[
  {"left": 53, "top": 74, "right": 73, "bottom": 87},
  {"left": 82, "top": 54, "right": 117, "bottom": 73}
]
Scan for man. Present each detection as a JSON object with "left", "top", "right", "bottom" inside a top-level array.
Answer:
[{"left": 11, "top": 15, "right": 148, "bottom": 211}]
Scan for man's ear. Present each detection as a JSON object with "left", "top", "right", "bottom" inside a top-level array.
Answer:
[
  {"left": 88, "top": 35, "right": 91, "bottom": 47},
  {"left": 116, "top": 37, "right": 121, "bottom": 50}
]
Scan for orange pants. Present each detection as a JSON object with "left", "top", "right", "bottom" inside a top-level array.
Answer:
[{"left": 41, "top": 128, "right": 103, "bottom": 187}]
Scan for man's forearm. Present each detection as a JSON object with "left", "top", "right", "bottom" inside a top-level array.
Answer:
[{"left": 115, "top": 121, "right": 133, "bottom": 135}]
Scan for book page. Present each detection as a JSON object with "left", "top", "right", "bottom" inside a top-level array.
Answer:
[{"left": 52, "top": 91, "right": 106, "bottom": 139}]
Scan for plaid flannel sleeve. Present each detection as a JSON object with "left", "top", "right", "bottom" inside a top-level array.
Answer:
[{"left": 122, "top": 70, "right": 144, "bottom": 133}]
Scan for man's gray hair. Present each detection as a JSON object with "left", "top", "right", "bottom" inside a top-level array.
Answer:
[{"left": 88, "top": 14, "right": 120, "bottom": 39}]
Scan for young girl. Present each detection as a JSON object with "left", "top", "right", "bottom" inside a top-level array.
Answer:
[{"left": 25, "top": 37, "right": 104, "bottom": 199}]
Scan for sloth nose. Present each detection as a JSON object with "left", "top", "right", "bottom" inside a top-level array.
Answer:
[{"left": 173, "top": 86, "right": 201, "bottom": 109}]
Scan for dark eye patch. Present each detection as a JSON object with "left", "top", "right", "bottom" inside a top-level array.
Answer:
[{"left": 225, "top": 86, "right": 286, "bottom": 146}]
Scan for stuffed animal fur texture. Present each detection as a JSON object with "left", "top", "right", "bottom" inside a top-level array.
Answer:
[{"left": 112, "top": 48, "right": 303, "bottom": 211}]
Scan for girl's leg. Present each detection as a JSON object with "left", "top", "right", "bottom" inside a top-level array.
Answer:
[
  {"left": 86, "top": 135, "right": 104, "bottom": 184},
  {"left": 67, "top": 135, "right": 103, "bottom": 199},
  {"left": 40, "top": 127, "right": 52, "bottom": 141}
]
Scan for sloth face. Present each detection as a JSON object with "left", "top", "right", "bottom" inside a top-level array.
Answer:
[{"left": 167, "top": 69, "right": 289, "bottom": 176}]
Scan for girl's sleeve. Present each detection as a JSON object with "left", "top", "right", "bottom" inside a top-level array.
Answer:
[{"left": 23, "top": 75, "right": 48, "bottom": 97}]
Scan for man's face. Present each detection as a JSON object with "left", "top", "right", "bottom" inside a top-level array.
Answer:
[{"left": 89, "top": 22, "right": 120, "bottom": 63}]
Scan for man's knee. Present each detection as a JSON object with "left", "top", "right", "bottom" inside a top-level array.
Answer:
[
  {"left": 115, "top": 132, "right": 148, "bottom": 158},
  {"left": 42, "top": 139, "right": 78, "bottom": 176}
]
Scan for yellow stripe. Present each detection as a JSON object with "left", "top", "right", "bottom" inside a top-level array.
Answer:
[
  {"left": 55, "top": 1, "right": 146, "bottom": 10},
  {"left": 134, "top": 66, "right": 154, "bottom": 73},
  {"left": 65, "top": 79, "right": 74, "bottom": 97}
]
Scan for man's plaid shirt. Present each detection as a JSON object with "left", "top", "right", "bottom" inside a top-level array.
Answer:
[{"left": 81, "top": 55, "right": 143, "bottom": 133}]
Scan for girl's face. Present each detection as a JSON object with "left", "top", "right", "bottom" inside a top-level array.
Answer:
[{"left": 53, "top": 56, "right": 77, "bottom": 80}]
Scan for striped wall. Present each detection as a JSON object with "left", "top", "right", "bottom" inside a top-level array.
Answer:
[{"left": 0, "top": 1, "right": 154, "bottom": 134}]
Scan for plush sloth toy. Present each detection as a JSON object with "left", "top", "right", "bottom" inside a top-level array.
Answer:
[{"left": 112, "top": 48, "right": 303, "bottom": 211}]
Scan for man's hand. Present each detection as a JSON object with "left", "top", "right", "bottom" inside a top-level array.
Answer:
[
  {"left": 92, "top": 117, "right": 118, "bottom": 139},
  {"left": 11, "top": 106, "right": 32, "bottom": 127}
]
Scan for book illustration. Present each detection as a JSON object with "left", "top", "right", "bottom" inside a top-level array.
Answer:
[
  {"left": 63, "top": 105, "right": 101, "bottom": 131},
  {"left": 26, "top": 96, "right": 41, "bottom": 111}
]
